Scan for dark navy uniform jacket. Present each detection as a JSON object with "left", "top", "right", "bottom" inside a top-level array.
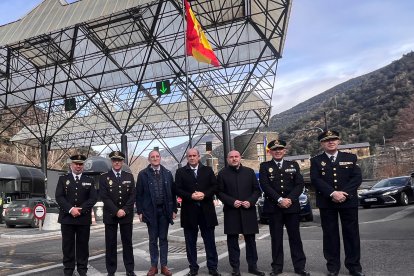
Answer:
[
  {"left": 55, "top": 173, "right": 97, "bottom": 225},
  {"left": 99, "top": 170, "right": 136, "bottom": 224},
  {"left": 310, "top": 151, "right": 362, "bottom": 208},
  {"left": 259, "top": 160, "right": 304, "bottom": 214}
]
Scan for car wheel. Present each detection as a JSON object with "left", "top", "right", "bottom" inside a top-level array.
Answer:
[
  {"left": 304, "top": 212, "right": 314, "bottom": 222},
  {"left": 399, "top": 192, "right": 409, "bottom": 206},
  {"left": 30, "top": 218, "right": 39, "bottom": 228},
  {"left": 362, "top": 205, "right": 371, "bottom": 209},
  {"left": 6, "top": 224, "right": 15, "bottom": 228}
]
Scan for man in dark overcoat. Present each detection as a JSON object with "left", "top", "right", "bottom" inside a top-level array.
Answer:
[
  {"left": 99, "top": 151, "right": 136, "bottom": 276},
  {"left": 310, "top": 130, "right": 364, "bottom": 276},
  {"left": 217, "top": 150, "right": 264, "bottom": 276},
  {"left": 175, "top": 148, "right": 221, "bottom": 276},
  {"left": 55, "top": 154, "right": 97, "bottom": 276},
  {"left": 136, "top": 150, "right": 177, "bottom": 276},
  {"left": 259, "top": 140, "right": 309, "bottom": 276}
]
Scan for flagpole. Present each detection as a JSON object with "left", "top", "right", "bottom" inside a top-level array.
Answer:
[{"left": 183, "top": 0, "right": 193, "bottom": 148}]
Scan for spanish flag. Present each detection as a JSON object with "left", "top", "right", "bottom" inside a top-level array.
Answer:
[{"left": 185, "top": 0, "right": 219, "bottom": 67}]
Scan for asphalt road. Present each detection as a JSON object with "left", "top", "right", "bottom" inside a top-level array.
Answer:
[{"left": 0, "top": 205, "right": 413, "bottom": 276}]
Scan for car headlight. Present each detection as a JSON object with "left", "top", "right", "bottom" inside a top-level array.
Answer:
[{"left": 382, "top": 190, "right": 398, "bottom": 196}]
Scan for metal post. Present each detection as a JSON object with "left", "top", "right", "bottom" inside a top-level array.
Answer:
[
  {"left": 222, "top": 120, "right": 231, "bottom": 166},
  {"left": 121, "top": 134, "right": 128, "bottom": 163},
  {"left": 40, "top": 143, "right": 48, "bottom": 197}
]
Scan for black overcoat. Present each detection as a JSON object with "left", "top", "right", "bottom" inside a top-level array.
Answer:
[
  {"left": 259, "top": 160, "right": 304, "bottom": 214},
  {"left": 99, "top": 170, "right": 136, "bottom": 224},
  {"left": 310, "top": 151, "right": 362, "bottom": 208},
  {"left": 175, "top": 163, "right": 218, "bottom": 229},
  {"left": 55, "top": 173, "right": 97, "bottom": 225},
  {"left": 217, "top": 165, "right": 260, "bottom": 235}
]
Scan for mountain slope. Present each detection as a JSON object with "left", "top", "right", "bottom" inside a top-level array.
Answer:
[{"left": 268, "top": 52, "right": 414, "bottom": 155}]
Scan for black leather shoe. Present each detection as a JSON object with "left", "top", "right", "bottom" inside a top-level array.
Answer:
[
  {"left": 327, "top": 272, "right": 338, "bottom": 276},
  {"left": 232, "top": 269, "right": 241, "bottom": 276},
  {"left": 349, "top": 271, "right": 365, "bottom": 276},
  {"left": 107, "top": 274, "right": 115, "bottom": 276},
  {"left": 126, "top": 272, "right": 137, "bottom": 276},
  {"left": 187, "top": 270, "right": 198, "bottom": 276},
  {"left": 295, "top": 269, "right": 310, "bottom": 276},
  {"left": 270, "top": 270, "right": 283, "bottom": 276},
  {"left": 208, "top": 269, "right": 221, "bottom": 276},
  {"left": 248, "top": 268, "right": 265, "bottom": 276}
]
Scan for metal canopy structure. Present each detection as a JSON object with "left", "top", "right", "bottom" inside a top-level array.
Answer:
[{"left": 0, "top": 0, "right": 291, "bottom": 166}]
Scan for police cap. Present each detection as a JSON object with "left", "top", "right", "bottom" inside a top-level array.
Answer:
[
  {"left": 318, "top": 130, "right": 340, "bottom": 142},
  {"left": 267, "top": 139, "right": 287, "bottom": 150},
  {"left": 70, "top": 154, "right": 87, "bottom": 164},
  {"left": 109, "top": 151, "right": 125, "bottom": 160}
]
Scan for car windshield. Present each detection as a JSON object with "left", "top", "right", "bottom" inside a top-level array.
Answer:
[
  {"left": 8, "top": 201, "right": 28, "bottom": 208},
  {"left": 372, "top": 177, "right": 409, "bottom": 189}
]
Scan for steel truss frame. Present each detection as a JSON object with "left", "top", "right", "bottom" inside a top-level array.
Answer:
[{"left": 0, "top": 0, "right": 291, "bottom": 165}]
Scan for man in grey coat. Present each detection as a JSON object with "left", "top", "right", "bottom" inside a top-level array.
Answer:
[{"left": 217, "top": 150, "right": 264, "bottom": 276}]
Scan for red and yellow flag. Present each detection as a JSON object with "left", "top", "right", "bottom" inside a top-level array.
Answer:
[{"left": 185, "top": 0, "right": 219, "bottom": 67}]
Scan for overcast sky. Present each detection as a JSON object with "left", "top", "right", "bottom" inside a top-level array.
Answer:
[{"left": 1, "top": 0, "right": 414, "bottom": 116}]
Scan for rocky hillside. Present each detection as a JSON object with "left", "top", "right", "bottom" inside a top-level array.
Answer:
[{"left": 268, "top": 52, "right": 414, "bottom": 156}]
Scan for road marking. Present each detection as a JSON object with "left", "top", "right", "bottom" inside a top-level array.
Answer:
[
  {"left": 173, "top": 232, "right": 269, "bottom": 276},
  {"left": 361, "top": 205, "right": 414, "bottom": 224}
]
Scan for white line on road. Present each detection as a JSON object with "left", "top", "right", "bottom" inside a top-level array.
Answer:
[
  {"left": 361, "top": 205, "right": 414, "bottom": 224},
  {"left": 173, "top": 232, "right": 269, "bottom": 276}
]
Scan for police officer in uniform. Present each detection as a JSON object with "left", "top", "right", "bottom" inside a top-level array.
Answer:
[
  {"left": 259, "top": 140, "right": 310, "bottom": 276},
  {"left": 55, "top": 154, "right": 97, "bottom": 276},
  {"left": 310, "top": 130, "right": 364, "bottom": 276},
  {"left": 100, "top": 151, "right": 136, "bottom": 276}
]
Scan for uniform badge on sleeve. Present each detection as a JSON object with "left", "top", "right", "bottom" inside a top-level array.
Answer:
[
  {"left": 269, "top": 168, "right": 273, "bottom": 173},
  {"left": 321, "top": 161, "right": 326, "bottom": 166},
  {"left": 109, "top": 179, "right": 113, "bottom": 186},
  {"left": 66, "top": 180, "right": 70, "bottom": 185}
]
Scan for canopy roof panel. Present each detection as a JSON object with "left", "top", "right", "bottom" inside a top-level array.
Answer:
[{"left": 0, "top": 0, "right": 291, "bottom": 152}]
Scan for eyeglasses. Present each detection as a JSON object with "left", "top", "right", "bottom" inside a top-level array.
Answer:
[{"left": 187, "top": 155, "right": 198, "bottom": 158}]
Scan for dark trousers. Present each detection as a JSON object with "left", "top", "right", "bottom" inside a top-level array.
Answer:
[
  {"left": 227, "top": 234, "right": 258, "bottom": 270},
  {"left": 183, "top": 207, "right": 218, "bottom": 272},
  {"left": 61, "top": 224, "right": 91, "bottom": 276},
  {"left": 320, "top": 208, "right": 362, "bottom": 273},
  {"left": 105, "top": 222, "right": 135, "bottom": 273},
  {"left": 147, "top": 206, "right": 170, "bottom": 266},
  {"left": 269, "top": 212, "right": 306, "bottom": 272}
]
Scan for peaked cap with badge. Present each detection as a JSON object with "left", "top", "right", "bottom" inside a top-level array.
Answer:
[
  {"left": 109, "top": 151, "right": 125, "bottom": 160},
  {"left": 70, "top": 154, "right": 87, "bottom": 163},
  {"left": 318, "top": 130, "right": 340, "bottom": 142},
  {"left": 267, "top": 139, "right": 287, "bottom": 150}
]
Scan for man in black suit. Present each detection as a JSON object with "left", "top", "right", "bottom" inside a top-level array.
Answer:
[
  {"left": 136, "top": 150, "right": 177, "bottom": 276},
  {"left": 175, "top": 148, "right": 221, "bottom": 276},
  {"left": 218, "top": 150, "right": 264, "bottom": 276},
  {"left": 259, "top": 140, "right": 310, "bottom": 276},
  {"left": 55, "top": 154, "right": 97, "bottom": 276},
  {"left": 310, "top": 130, "right": 364, "bottom": 276},
  {"left": 100, "top": 151, "right": 136, "bottom": 276}
]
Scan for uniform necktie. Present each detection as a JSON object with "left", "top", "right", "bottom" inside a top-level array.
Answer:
[
  {"left": 75, "top": 175, "right": 79, "bottom": 182},
  {"left": 192, "top": 169, "right": 197, "bottom": 178},
  {"left": 330, "top": 156, "right": 335, "bottom": 163},
  {"left": 116, "top": 172, "right": 120, "bottom": 178},
  {"left": 277, "top": 162, "right": 281, "bottom": 169}
]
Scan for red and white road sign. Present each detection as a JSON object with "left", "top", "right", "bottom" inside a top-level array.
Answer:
[{"left": 33, "top": 203, "right": 46, "bottom": 220}]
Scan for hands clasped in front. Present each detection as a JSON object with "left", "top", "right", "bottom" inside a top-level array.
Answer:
[
  {"left": 116, "top": 209, "right": 126, "bottom": 218},
  {"left": 278, "top": 198, "right": 292, "bottom": 208},
  {"left": 191, "top": 191, "right": 205, "bottom": 201},
  {"left": 331, "top": 191, "right": 348, "bottom": 203},
  {"left": 233, "top": 200, "right": 251, "bottom": 208},
  {"left": 70, "top": 207, "right": 82, "bottom": 217}
]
